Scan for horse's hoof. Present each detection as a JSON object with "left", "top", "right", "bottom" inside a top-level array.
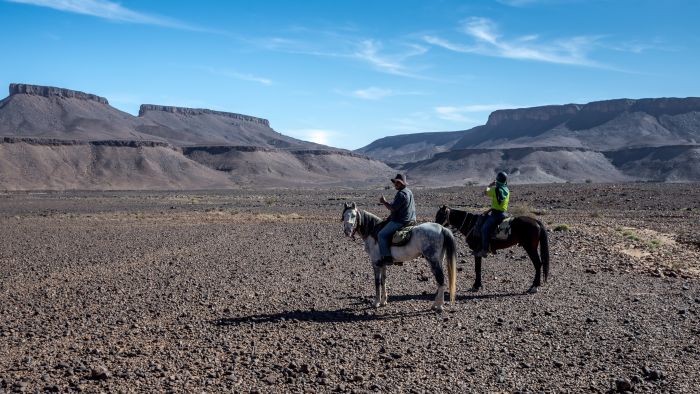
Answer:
[
  {"left": 379, "top": 301, "right": 387, "bottom": 307},
  {"left": 469, "top": 286, "right": 482, "bottom": 293},
  {"left": 527, "top": 286, "right": 539, "bottom": 294},
  {"left": 374, "top": 302, "right": 381, "bottom": 308}
]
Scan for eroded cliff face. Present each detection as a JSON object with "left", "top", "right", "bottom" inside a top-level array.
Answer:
[
  {"left": 486, "top": 104, "right": 581, "bottom": 127},
  {"left": 138, "top": 105, "right": 270, "bottom": 127},
  {"left": 486, "top": 98, "right": 700, "bottom": 131},
  {"left": 9, "top": 83, "right": 109, "bottom": 104}
]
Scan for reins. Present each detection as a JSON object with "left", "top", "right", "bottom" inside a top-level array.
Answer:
[{"left": 449, "top": 208, "right": 475, "bottom": 239}]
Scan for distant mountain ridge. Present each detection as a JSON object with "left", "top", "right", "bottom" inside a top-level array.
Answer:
[
  {"left": 0, "top": 83, "right": 393, "bottom": 190},
  {"left": 357, "top": 97, "right": 700, "bottom": 184}
]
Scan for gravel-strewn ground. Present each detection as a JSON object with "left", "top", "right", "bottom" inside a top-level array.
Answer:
[{"left": 0, "top": 184, "right": 698, "bottom": 393}]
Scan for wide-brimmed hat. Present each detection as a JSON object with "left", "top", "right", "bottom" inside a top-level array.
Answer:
[{"left": 391, "top": 173, "right": 407, "bottom": 185}]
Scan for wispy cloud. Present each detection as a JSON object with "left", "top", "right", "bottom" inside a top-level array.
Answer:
[
  {"left": 201, "top": 66, "right": 272, "bottom": 86},
  {"left": 424, "top": 17, "right": 603, "bottom": 67},
  {"left": 7, "top": 0, "right": 214, "bottom": 32},
  {"left": 252, "top": 28, "right": 429, "bottom": 78},
  {"left": 347, "top": 87, "right": 423, "bottom": 100},
  {"left": 435, "top": 104, "right": 513, "bottom": 122},
  {"left": 353, "top": 39, "right": 428, "bottom": 77}
]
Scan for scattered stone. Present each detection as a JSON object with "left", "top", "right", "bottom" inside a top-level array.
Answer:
[
  {"left": 89, "top": 366, "right": 111, "bottom": 380},
  {"left": 615, "top": 378, "right": 633, "bottom": 392},
  {"left": 643, "top": 367, "right": 665, "bottom": 381}
]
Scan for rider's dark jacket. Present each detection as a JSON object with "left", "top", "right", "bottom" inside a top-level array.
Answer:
[{"left": 389, "top": 187, "right": 416, "bottom": 224}]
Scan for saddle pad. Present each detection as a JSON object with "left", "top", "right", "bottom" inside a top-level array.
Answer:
[
  {"left": 492, "top": 217, "right": 513, "bottom": 241},
  {"left": 392, "top": 225, "right": 415, "bottom": 246}
]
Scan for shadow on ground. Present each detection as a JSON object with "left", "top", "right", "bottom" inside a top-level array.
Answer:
[{"left": 213, "top": 291, "right": 528, "bottom": 326}]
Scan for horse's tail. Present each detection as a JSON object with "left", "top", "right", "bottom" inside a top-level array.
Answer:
[
  {"left": 537, "top": 220, "right": 550, "bottom": 283},
  {"left": 442, "top": 227, "right": 457, "bottom": 304}
]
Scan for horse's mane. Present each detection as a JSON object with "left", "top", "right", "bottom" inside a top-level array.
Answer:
[{"left": 357, "top": 209, "right": 382, "bottom": 239}]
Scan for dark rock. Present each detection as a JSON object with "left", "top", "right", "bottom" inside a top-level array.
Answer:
[
  {"left": 615, "top": 378, "right": 633, "bottom": 392},
  {"left": 89, "top": 366, "right": 111, "bottom": 380}
]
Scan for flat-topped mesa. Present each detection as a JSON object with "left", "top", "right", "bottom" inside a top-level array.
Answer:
[
  {"left": 486, "top": 97, "right": 700, "bottom": 128},
  {"left": 139, "top": 104, "right": 270, "bottom": 127},
  {"left": 486, "top": 104, "right": 581, "bottom": 127},
  {"left": 9, "top": 83, "right": 109, "bottom": 104}
]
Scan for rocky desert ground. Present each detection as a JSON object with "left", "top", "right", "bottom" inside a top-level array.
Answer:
[{"left": 0, "top": 184, "right": 698, "bottom": 393}]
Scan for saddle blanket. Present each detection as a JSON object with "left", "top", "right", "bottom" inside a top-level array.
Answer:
[
  {"left": 492, "top": 217, "right": 513, "bottom": 241},
  {"left": 391, "top": 225, "right": 415, "bottom": 246}
]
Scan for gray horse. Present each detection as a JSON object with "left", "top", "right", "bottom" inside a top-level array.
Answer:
[{"left": 341, "top": 202, "right": 457, "bottom": 311}]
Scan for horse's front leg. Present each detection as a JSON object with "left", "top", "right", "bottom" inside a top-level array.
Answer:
[
  {"left": 380, "top": 266, "right": 388, "bottom": 306},
  {"left": 470, "top": 256, "right": 483, "bottom": 292},
  {"left": 373, "top": 263, "right": 382, "bottom": 308}
]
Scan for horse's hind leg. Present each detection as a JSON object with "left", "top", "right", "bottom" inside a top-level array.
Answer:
[
  {"left": 428, "top": 257, "right": 446, "bottom": 311},
  {"left": 373, "top": 264, "right": 383, "bottom": 308},
  {"left": 524, "top": 246, "right": 542, "bottom": 294},
  {"left": 470, "top": 256, "right": 483, "bottom": 292},
  {"left": 380, "top": 266, "right": 388, "bottom": 307}
]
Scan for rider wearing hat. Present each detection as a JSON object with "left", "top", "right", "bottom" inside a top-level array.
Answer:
[
  {"left": 378, "top": 173, "right": 416, "bottom": 266},
  {"left": 475, "top": 171, "right": 510, "bottom": 257}
]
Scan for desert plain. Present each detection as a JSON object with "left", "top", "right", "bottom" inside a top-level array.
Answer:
[{"left": 0, "top": 183, "right": 698, "bottom": 393}]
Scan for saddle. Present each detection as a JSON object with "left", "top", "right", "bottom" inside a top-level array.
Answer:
[
  {"left": 373, "top": 219, "right": 417, "bottom": 247},
  {"left": 472, "top": 212, "right": 512, "bottom": 242},
  {"left": 493, "top": 217, "right": 513, "bottom": 240}
]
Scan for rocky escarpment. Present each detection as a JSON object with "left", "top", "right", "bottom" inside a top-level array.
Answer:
[
  {"left": 486, "top": 104, "right": 581, "bottom": 128},
  {"left": 0, "top": 83, "right": 391, "bottom": 189},
  {"left": 9, "top": 83, "right": 109, "bottom": 104},
  {"left": 1, "top": 137, "right": 170, "bottom": 148},
  {"left": 182, "top": 145, "right": 394, "bottom": 186},
  {"left": 184, "top": 145, "right": 373, "bottom": 158},
  {"left": 0, "top": 138, "right": 233, "bottom": 190},
  {"left": 402, "top": 146, "right": 631, "bottom": 186},
  {"left": 485, "top": 98, "right": 700, "bottom": 131},
  {"left": 139, "top": 105, "right": 270, "bottom": 127}
]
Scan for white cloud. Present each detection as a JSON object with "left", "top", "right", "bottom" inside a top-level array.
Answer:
[
  {"left": 424, "top": 17, "right": 603, "bottom": 67},
  {"left": 253, "top": 29, "right": 429, "bottom": 78},
  {"left": 353, "top": 40, "right": 427, "bottom": 77},
  {"left": 7, "top": 0, "right": 212, "bottom": 32},
  {"left": 348, "top": 87, "right": 423, "bottom": 100},
  {"left": 201, "top": 67, "right": 272, "bottom": 86},
  {"left": 435, "top": 104, "right": 513, "bottom": 122},
  {"left": 287, "top": 128, "right": 337, "bottom": 145},
  {"left": 352, "top": 87, "right": 393, "bottom": 100}
]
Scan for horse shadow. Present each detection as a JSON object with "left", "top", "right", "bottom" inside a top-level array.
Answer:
[
  {"left": 213, "top": 307, "right": 434, "bottom": 326},
  {"left": 214, "top": 292, "right": 526, "bottom": 327}
]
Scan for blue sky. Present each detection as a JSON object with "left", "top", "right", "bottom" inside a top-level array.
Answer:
[{"left": 1, "top": 0, "right": 698, "bottom": 149}]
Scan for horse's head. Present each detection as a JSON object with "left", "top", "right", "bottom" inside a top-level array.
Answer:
[
  {"left": 435, "top": 205, "right": 450, "bottom": 226},
  {"left": 341, "top": 202, "right": 358, "bottom": 238}
]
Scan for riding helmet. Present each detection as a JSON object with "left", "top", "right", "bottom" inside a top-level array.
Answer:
[{"left": 496, "top": 171, "right": 508, "bottom": 183}]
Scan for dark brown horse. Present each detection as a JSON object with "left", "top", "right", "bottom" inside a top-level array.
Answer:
[{"left": 435, "top": 206, "right": 549, "bottom": 294}]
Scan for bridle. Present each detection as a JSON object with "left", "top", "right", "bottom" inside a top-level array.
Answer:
[
  {"left": 342, "top": 207, "right": 362, "bottom": 241},
  {"left": 441, "top": 206, "right": 472, "bottom": 237}
]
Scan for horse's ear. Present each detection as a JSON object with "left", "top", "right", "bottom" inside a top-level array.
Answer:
[
  {"left": 441, "top": 205, "right": 447, "bottom": 210},
  {"left": 343, "top": 202, "right": 349, "bottom": 209},
  {"left": 349, "top": 202, "right": 356, "bottom": 209}
]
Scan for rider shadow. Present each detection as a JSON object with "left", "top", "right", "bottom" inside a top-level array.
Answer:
[{"left": 213, "top": 307, "right": 434, "bottom": 327}]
